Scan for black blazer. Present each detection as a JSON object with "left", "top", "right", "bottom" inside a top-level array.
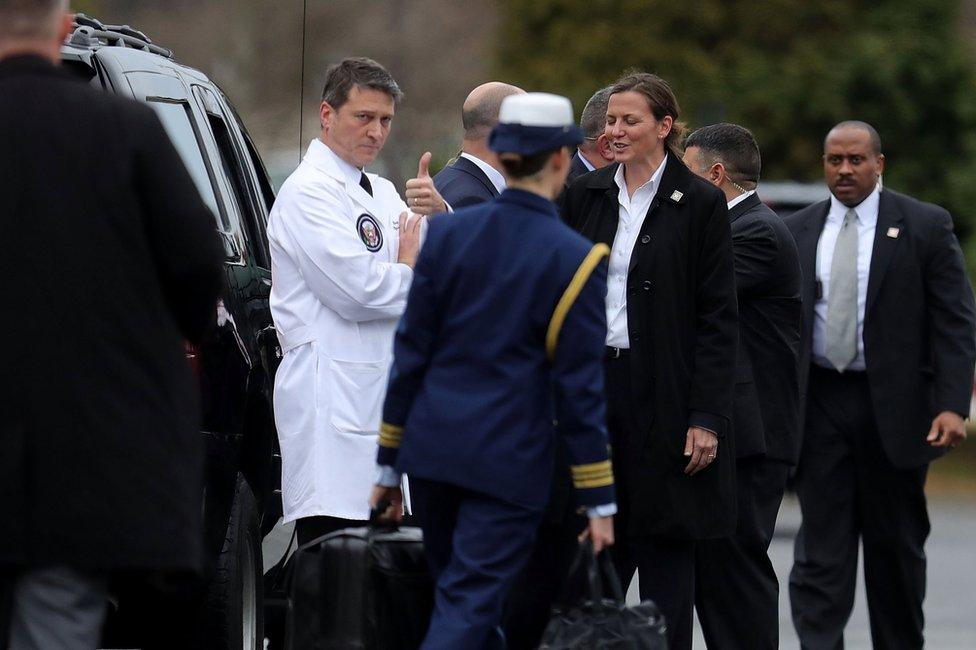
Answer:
[
  {"left": 729, "top": 193, "right": 802, "bottom": 463},
  {"left": 785, "top": 189, "right": 976, "bottom": 468},
  {"left": 0, "top": 56, "right": 223, "bottom": 570},
  {"left": 562, "top": 157, "right": 738, "bottom": 539},
  {"left": 566, "top": 151, "right": 591, "bottom": 187},
  {"left": 433, "top": 155, "right": 499, "bottom": 208}
]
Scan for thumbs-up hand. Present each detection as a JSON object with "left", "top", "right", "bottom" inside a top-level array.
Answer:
[
  {"left": 405, "top": 151, "right": 448, "bottom": 216},
  {"left": 417, "top": 151, "right": 432, "bottom": 179}
]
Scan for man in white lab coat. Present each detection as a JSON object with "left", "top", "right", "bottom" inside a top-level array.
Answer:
[{"left": 268, "top": 57, "right": 447, "bottom": 545}]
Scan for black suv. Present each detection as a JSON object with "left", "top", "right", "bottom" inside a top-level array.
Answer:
[{"left": 61, "top": 15, "right": 285, "bottom": 649}]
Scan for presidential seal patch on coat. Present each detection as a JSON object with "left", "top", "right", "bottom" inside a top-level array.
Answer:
[{"left": 357, "top": 214, "right": 383, "bottom": 252}]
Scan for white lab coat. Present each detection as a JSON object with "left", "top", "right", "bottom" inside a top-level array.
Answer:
[{"left": 268, "top": 139, "right": 412, "bottom": 522}]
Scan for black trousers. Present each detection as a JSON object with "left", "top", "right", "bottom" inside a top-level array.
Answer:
[
  {"left": 695, "top": 456, "right": 791, "bottom": 649},
  {"left": 790, "top": 366, "right": 930, "bottom": 650},
  {"left": 605, "top": 352, "right": 696, "bottom": 650},
  {"left": 295, "top": 516, "right": 367, "bottom": 547}
]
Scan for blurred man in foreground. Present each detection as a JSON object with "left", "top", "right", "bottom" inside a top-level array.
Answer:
[{"left": 0, "top": 1, "right": 224, "bottom": 647}]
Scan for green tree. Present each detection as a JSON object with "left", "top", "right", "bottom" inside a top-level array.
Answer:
[{"left": 497, "top": 0, "right": 976, "bottom": 244}]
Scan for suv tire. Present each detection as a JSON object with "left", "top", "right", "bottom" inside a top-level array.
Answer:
[{"left": 206, "top": 475, "right": 264, "bottom": 649}]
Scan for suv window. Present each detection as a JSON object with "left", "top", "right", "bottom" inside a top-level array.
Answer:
[
  {"left": 146, "top": 98, "right": 240, "bottom": 261},
  {"left": 194, "top": 86, "right": 268, "bottom": 268}
]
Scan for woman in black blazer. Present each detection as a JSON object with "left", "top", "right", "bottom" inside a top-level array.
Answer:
[{"left": 561, "top": 72, "right": 738, "bottom": 650}]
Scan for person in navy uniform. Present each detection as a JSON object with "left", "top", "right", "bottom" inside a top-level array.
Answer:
[{"left": 369, "top": 92, "right": 616, "bottom": 650}]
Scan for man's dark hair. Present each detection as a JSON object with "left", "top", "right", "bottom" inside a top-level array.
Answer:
[
  {"left": 0, "top": 0, "right": 67, "bottom": 40},
  {"left": 580, "top": 86, "right": 613, "bottom": 141},
  {"left": 825, "top": 120, "right": 883, "bottom": 155},
  {"left": 321, "top": 57, "right": 403, "bottom": 109},
  {"left": 686, "top": 123, "right": 762, "bottom": 189}
]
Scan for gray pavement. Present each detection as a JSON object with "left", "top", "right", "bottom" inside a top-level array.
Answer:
[
  {"left": 263, "top": 496, "right": 976, "bottom": 648},
  {"left": 625, "top": 495, "right": 976, "bottom": 648}
]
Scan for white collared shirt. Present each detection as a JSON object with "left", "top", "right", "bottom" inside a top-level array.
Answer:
[
  {"left": 460, "top": 152, "right": 506, "bottom": 194},
  {"left": 812, "top": 185, "right": 881, "bottom": 371},
  {"left": 577, "top": 148, "right": 597, "bottom": 173},
  {"left": 606, "top": 156, "right": 668, "bottom": 348},
  {"left": 727, "top": 189, "right": 756, "bottom": 211}
]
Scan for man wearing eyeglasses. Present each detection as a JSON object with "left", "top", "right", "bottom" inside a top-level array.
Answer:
[{"left": 566, "top": 86, "right": 615, "bottom": 187}]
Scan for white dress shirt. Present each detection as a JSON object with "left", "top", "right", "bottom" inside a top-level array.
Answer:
[
  {"left": 812, "top": 185, "right": 881, "bottom": 371},
  {"left": 460, "top": 152, "right": 506, "bottom": 194},
  {"left": 606, "top": 156, "right": 668, "bottom": 348},
  {"left": 727, "top": 189, "right": 756, "bottom": 211}
]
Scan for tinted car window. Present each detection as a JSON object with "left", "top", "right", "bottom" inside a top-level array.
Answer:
[{"left": 147, "top": 99, "right": 222, "bottom": 221}]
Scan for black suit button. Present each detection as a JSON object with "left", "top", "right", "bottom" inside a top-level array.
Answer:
[
  {"left": 643, "top": 280, "right": 652, "bottom": 291},
  {"left": 631, "top": 331, "right": 641, "bottom": 341},
  {"left": 640, "top": 234, "right": 651, "bottom": 244}
]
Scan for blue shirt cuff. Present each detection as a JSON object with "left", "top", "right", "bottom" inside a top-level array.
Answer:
[
  {"left": 375, "top": 465, "right": 401, "bottom": 487},
  {"left": 586, "top": 503, "right": 617, "bottom": 518}
]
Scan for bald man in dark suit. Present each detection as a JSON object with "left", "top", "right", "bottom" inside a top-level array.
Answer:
[{"left": 433, "top": 81, "right": 523, "bottom": 208}]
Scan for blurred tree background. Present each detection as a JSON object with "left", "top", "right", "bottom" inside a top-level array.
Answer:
[
  {"left": 497, "top": 0, "right": 976, "bottom": 249},
  {"left": 66, "top": 0, "right": 976, "bottom": 263}
]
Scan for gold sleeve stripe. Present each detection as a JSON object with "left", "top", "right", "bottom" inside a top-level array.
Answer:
[
  {"left": 574, "top": 473, "right": 615, "bottom": 489},
  {"left": 378, "top": 422, "right": 403, "bottom": 448},
  {"left": 381, "top": 422, "right": 404, "bottom": 436},
  {"left": 546, "top": 243, "right": 611, "bottom": 361},
  {"left": 571, "top": 460, "right": 613, "bottom": 477},
  {"left": 571, "top": 459, "right": 614, "bottom": 489}
]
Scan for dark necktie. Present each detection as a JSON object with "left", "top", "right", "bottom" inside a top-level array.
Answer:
[{"left": 359, "top": 172, "right": 373, "bottom": 197}]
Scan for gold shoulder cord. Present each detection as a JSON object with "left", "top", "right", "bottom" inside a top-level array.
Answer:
[{"left": 545, "top": 243, "right": 611, "bottom": 360}]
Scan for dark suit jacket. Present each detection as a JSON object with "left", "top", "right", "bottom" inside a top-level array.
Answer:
[
  {"left": 562, "top": 156, "right": 739, "bottom": 539},
  {"left": 566, "top": 151, "right": 591, "bottom": 187},
  {"left": 0, "top": 56, "right": 223, "bottom": 570},
  {"left": 729, "top": 193, "right": 802, "bottom": 463},
  {"left": 433, "top": 155, "right": 499, "bottom": 208},
  {"left": 785, "top": 189, "right": 976, "bottom": 468}
]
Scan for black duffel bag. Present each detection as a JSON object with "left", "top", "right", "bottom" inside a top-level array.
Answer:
[
  {"left": 539, "top": 540, "right": 667, "bottom": 649},
  {"left": 285, "top": 515, "right": 433, "bottom": 650}
]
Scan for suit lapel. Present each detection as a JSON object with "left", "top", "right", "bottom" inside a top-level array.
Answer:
[
  {"left": 629, "top": 156, "right": 685, "bottom": 272},
  {"left": 577, "top": 163, "right": 620, "bottom": 247},
  {"left": 796, "top": 201, "right": 829, "bottom": 326},
  {"left": 347, "top": 176, "right": 378, "bottom": 216},
  {"left": 454, "top": 157, "right": 500, "bottom": 198},
  {"left": 729, "top": 193, "right": 762, "bottom": 224},
  {"left": 865, "top": 190, "right": 904, "bottom": 313},
  {"left": 596, "top": 185, "right": 620, "bottom": 249}
]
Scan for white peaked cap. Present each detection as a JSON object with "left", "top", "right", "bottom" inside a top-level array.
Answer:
[{"left": 498, "top": 92, "right": 576, "bottom": 128}]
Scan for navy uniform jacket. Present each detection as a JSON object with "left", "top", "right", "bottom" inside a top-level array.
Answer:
[{"left": 377, "top": 189, "right": 615, "bottom": 511}]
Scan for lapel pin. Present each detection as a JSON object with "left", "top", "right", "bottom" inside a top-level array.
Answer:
[
  {"left": 887, "top": 227, "right": 900, "bottom": 239},
  {"left": 670, "top": 190, "right": 684, "bottom": 202}
]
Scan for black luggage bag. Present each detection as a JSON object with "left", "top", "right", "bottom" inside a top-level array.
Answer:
[
  {"left": 285, "top": 522, "right": 434, "bottom": 650},
  {"left": 540, "top": 541, "right": 668, "bottom": 649}
]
